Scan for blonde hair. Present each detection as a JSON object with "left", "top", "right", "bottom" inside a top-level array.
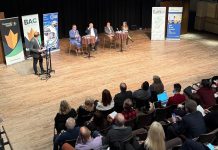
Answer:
[
  {"left": 59, "top": 100, "right": 71, "bottom": 115},
  {"left": 82, "top": 98, "right": 94, "bottom": 112},
  {"left": 145, "top": 121, "right": 165, "bottom": 150}
]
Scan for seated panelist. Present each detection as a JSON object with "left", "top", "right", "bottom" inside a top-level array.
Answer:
[
  {"left": 69, "top": 24, "right": 81, "bottom": 50},
  {"left": 85, "top": 23, "right": 98, "bottom": 50},
  {"left": 104, "top": 22, "right": 114, "bottom": 40}
]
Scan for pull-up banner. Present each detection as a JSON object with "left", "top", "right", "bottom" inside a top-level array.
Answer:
[
  {"left": 43, "top": 12, "right": 59, "bottom": 51},
  {"left": 22, "top": 14, "right": 41, "bottom": 51},
  {"left": 166, "top": 7, "right": 183, "bottom": 40},
  {"left": 0, "top": 17, "right": 25, "bottom": 65},
  {"left": 151, "top": 7, "right": 166, "bottom": 40}
]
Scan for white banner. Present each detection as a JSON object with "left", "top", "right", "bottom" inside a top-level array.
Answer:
[
  {"left": 22, "top": 14, "right": 41, "bottom": 51},
  {"left": 151, "top": 7, "right": 166, "bottom": 40}
]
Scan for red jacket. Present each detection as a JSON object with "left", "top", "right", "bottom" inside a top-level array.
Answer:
[{"left": 167, "top": 93, "right": 186, "bottom": 106}]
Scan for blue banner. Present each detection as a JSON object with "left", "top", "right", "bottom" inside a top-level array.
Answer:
[
  {"left": 166, "top": 7, "right": 183, "bottom": 40},
  {"left": 43, "top": 12, "right": 59, "bottom": 51}
]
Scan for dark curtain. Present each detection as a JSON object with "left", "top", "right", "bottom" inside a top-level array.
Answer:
[{"left": 0, "top": 0, "right": 156, "bottom": 38}]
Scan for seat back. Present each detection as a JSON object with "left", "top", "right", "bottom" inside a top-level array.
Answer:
[
  {"left": 197, "top": 128, "right": 218, "bottom": 144},
  {"left": 136, "top": 112, "right": 154, "bottom": 129},
  {"left": 154, "top": 107, "right": 168, "bottom": 121},
  {"left": 64, "top": 139, "right": 77, "bottom": 147},
  {"left": 125, "top": 118, "right": 136, "bottom": 130}
]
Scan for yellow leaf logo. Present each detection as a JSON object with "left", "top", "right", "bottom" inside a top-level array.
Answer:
[
  {"left": 28, "top": 28, "right": 35, "bottom": 41},
  {"left": 5, "top": 30, "right": 18, "bottom": 49}
]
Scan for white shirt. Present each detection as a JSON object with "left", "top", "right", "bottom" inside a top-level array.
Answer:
[{"left": 90, "top": 28, "right": 95, "bottom": 36}]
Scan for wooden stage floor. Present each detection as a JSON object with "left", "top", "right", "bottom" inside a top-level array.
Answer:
[{"left": 0, "top": 30, "right": 218, "bottom": 149}]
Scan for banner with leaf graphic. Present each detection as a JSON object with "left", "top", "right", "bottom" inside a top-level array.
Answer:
[
  {"left": 43, "top": 12, "right": 59, "bottom": 51},
  {"left": 0, "top": 17, "right": 25, "bottom": 65},
  {"left": 22, "top": 14, "right": 41, "bottom": 51}
]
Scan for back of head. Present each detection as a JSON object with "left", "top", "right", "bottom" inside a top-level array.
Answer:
[
  {"left": 185, "top": 99, "right": 197, "bottom": 113},
  {"left": 60, "top": 100, "right": 71, "bottom": 115},
  {"left": 120, "top": 82, "right": 127, "bottom": 92},
  {"left": 141, "top": 81, "right": 149, "bottom": 91},
  {"left": 114, "top": 113, "right": 125, "bottom": 127},
  {"left": 174, "top": 83, "right": 181, "bottom": 93},
  {"left": 123, "top": 98, "right": 133, "bottom": 111},
  {"left": 65, "top": 117, "right": 76, "bottom": 130},
  {"left": 153, "top": 75, "right": 162, "bottom": 84},
  {"left": 84, "top": 98, "right": 94, "bottom": 111},
  {"left": 145, "top": 121, "right": 165, "bottom": 150},
  {"left": 102, "top": 89, "right": 112, "bottom": 106},
  {"left": 201, "top": 79, "right": 210, "bottom": 88},
  {"left": 80, "top": 126, "right": 91, "bottom": 142}
]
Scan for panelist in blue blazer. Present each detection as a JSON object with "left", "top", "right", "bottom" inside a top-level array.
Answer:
[
  {"left": 85, "top": 23, "right": 98, "bottom": 51},
  {"left": 69, "top": 24, "right": 82, "bottom": 50}
]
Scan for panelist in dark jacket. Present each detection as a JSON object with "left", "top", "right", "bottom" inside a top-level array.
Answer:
[
  {"left": 85, "top": 23, "right": 98, "bottom": 50},
  {"left": 30, "top": 32, "right": 45, "bottom": 75}
]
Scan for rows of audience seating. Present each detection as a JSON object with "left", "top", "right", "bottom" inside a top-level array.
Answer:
[{"left": 53, "top": 75, "right": 218, "bottom": 150}]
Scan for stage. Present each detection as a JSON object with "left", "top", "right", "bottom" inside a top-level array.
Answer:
[{"left": 0, "top": 30, "right": 218, "bottom": 149}]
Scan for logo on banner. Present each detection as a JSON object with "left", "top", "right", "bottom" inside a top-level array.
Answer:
[
  {"left": 5, "top": 30, "right": 18, "bottom": 49},
  {"left": 23, "top": 18, "right": 37, "bottom": 25}
]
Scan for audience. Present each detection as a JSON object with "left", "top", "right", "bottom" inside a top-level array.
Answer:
[
  {"left": 114, "top": 82, "right": 132, "bottom": 113},
  {"left": 122, "top": 98, "right": 137, "bottom": 121},
  {"left": 104, "top": 22, "right": 115, "bottom": 41},
  {"left": 53, "top": 75, "right": 218, "bottom": 150},
  {"left": 167, "top": 99, "right": 206, "bottom": 140},
  {"left": 103, "top": 113, "right": 139, "bottom": 149},
  {"left": 75, "top": 126, "right": 102, "bottom": 150},
  {"left": 54, "top": 100, "right": 77, "bottom": 134},
  {"left": 96, "top": 89, "right": 114, "bottom": 117},
  {"left": 132, "top": 81, "right": 151, "bottom": 111},
  {"left": 197, "top": 79, "right": 216, "bottom": 109},
  {"left": 54, "top": 117, "right": 79, "bottom": 150},
  {"left": 85, "top": 23, "right": 98, "bottom": 51},
  {"left": 167, "top": 83, "right": 186, "bottom": 106},
  {"left": 76, "top": 99, "right": 95, "bottom": 126},
  {"left": 143, "top": 121, "right": 166, "bottom": 150}
]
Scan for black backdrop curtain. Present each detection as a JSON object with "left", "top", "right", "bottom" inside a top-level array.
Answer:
[{"left": 1, "top": 0, "right": 156, "bottom": 38}]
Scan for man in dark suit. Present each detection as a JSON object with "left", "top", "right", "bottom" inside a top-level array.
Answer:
[
  {"left": 114, "top": 83, "right": 132, "bottom": 113},
  {"left": 85, "top": 23, "right": 98, "bottom": 50},
  {"left": 167, "top": 99, "right": 207, "bottom": 140},
  {"left": 30, "top": 32, "right": 45, "bottom": 75}
]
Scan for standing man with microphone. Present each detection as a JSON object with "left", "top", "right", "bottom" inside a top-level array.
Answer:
[{"left": 30, "top": 32, "right": 46, "bottom": 75}]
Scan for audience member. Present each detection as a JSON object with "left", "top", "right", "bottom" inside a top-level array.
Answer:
[
  {"left": 122, "top": 98, "right": 137, "bottom": 121},
  {"left": 54, "top": 100, "right": 77, "bottom": 133},
  {"left": 85, "top": 23, "right": 98, "bottom": 51},
  {"left": 114, "top": 82, "right": 132, "bottom": 113},
  {"left": 167, "top": 83, "right": 186, "bottom": 106},
  {"left": 61, "top": 143, "right": 75, "bottom": 150},
  {"left": 167, "top": 99, "right": 206, "bottom": 140},
  {"left": 150, "top": 75, "right": 164, "bottom": 102},
  {"left": 197, "top": 79, "right": 216, "bottom": 109},
  {"left": 96, "top": 89, "right": 114, "bottom": 117},
  {"left": 144, "top": 121, "right": 166, "bottom": 150},
  {"left": 69, "top": 24, "right": 81, "bottom": 52},
  {"left": 54, "top": 118, "right": 79, "bottom": 150},
  {"left": 104, "top": 22, "right": 114, "bottom": 41},
  {"left": 132, "top": 81, "right": 151, "bottom": 111},
  {"left": 76, "top": 98, "right": 95, "bottom": 126},
  {"left": 204, "top": 110, "right": 218, "bottom": 131},
  {"left": 103, "top": 113, "right": 139, "bottom": 149},
  {"left": 75, "top": 126, "right": 102, "bottom": 150}
]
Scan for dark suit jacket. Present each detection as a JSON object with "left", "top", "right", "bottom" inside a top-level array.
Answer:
[
  {"left": 114, "top": 91, "right": 132, "bottom": 113},
  {"left": 30, "top": 37, "right": 41, "bottom": 58},
  {"left": 85, "top": 28, "right": 98, "bottom": 37},
  {"left": 180, "top": 111, "right": 207, "bottom": 138}
]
